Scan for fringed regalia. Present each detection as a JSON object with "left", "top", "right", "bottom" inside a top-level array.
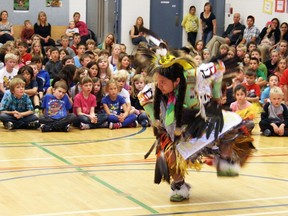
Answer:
[{"left": 136, "top": 46, "right": 256, "bottom": 201}]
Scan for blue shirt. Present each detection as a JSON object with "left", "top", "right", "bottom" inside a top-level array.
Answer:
[
  {"left": 41, "top": 94, "right": 71, "bottom": 119},
  {"left": 0, "top": 93, "right": 34, "bottom": 112},
  {"left": 102, "top": 95, "right": 125, "bottom": 115}
]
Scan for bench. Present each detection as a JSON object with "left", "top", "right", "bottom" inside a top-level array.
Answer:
[{"left": 13, "top": 25, "right": 67, "bottom": 42}]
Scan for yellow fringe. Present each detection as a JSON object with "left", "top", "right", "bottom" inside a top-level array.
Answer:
[{"left": 236, "top": 102, "right": 262, "bottom": 120}]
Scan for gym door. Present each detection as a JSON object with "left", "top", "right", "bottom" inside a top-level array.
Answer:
[{"left": 150, "top": 0, "right": 183, "bottom": 49}]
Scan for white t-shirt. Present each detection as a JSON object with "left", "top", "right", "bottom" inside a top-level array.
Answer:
[
  {"left": 119, "top": 88, "right": 131, "bottom": 104},
  {"left": 0, "top": 67, "right": 18, "bottom": 90}
]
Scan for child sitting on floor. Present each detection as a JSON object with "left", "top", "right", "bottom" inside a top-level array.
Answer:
[{"left": 259, "top": 86, "right": 288, "bottom": 136}]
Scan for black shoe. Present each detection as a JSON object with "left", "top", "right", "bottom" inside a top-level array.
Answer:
[
  {"left": 263, "top": 129, "right": 271, "bottom": 137},
  {"left": 40, "top": 124, "right": 52, "bottom": 132},
  {"left": 28, "top": 120, "right": 40, "bottom": 129},
  {"left": 64, "top": 124, "right": 70, "bottom": 132},
  {"left": 140, "top": 119, "right": 149, "bottom": 127},
  {"left": 6, "top": 122, "right": 14, "bottom": 130}
]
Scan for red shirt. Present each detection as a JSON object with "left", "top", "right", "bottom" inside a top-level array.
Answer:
[
  {"left": 21, "top": 53, "right": 32, "bottom": 65},
  {"left": 243, "top": 82, "right": 261, "bottom": 97},
  {"left": 73, "top": 92, "right": 96, "bottom": 115},
  {"left": 280, "top": 69, "right": 288, "bottom": 86}
]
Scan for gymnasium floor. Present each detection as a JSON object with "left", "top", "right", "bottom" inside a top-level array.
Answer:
[{"left": 0, "top": 119, "right": 287, "bottom": 216}]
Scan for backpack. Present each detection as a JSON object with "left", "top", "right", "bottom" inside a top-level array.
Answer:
[{"left": 88, "top": 29, "right": 97, "bottom": 44}]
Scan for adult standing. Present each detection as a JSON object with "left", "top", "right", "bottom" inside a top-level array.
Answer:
[
  {"left": 181, "top": 6, "right": 199, "bottom": 47},
  {"left": 73, "top": 12, "right": 90, "bottom": 44},
  {"left": 206, "top": 13, "right": 245, "bottom": 57},
  {"left": 130, "top": 16, "right": 148, "bottom": 45},
  {"left": 200, "top": 2, "right": 216, "bottom": 46},
  {"left": 0, "top": 10, "right": 14, "bottom": 44},
  {"left": 34, "top": 11, "right": 55, "bottom": 47}
]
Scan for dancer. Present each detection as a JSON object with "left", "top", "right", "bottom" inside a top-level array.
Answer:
[{"left": 136, "top": 46, "right": 255, "bottom": 202}]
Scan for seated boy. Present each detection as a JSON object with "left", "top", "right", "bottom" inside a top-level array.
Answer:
[
  {"left": 243, "top": 69, "right": 261, "bottom": 103},
  {"left": 18, "top": 41, "right": 32, "bottom": 65},
  {"left": 259, "top": 86, "right": 288, "bottom": 136},
  {"left": 0, "top": 77, "right": 39, "bottom": 130},
  {"left": 249, "top": 57, "right": 267, "bottom": 88},
  {"left": 39, "top": 80, "right": 76, "bottom": 132},
  {"left": 260, "top": 74, "right": 279, "bottom": 105}
]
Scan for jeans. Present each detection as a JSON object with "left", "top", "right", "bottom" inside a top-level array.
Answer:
[
  {"left": 39, "top": 113, "right": 76, "bottom": 131},
  {"left": 74, "top": 113, "right": 108, "bottom": 129},
  {"left": 137, "top": 112, "right": 149, "bottom": 126},
  {"left": 0, "top": 113, "right": 38, "bottom": 129},
  {"left": 107, "top": 114, "right": 137, "bottom": 127},
  {"left": 132, "top": 36, "right": 148, "bottom": 45},
  {"left": 0, "top": 33, "right": 14, "bottom": 44},
  {"left": 202, "top": 30, "right": 213, "bottom": 46}
]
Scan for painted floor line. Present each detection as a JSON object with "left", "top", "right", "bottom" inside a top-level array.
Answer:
[
  {"left": 0, "top": 152, "right": 147, "bottom": 162},
  {"left": 24, "top": 206, "right": 142, "bottom": 216},
  {"left": 23, "top": 197, "right": 288, "bottom": 216},
  {"left": 153, "top": 195, "right": 288, "bottom": 208},
  {"left": 226, "top": 210, "right": 288, "bottom": 216}
]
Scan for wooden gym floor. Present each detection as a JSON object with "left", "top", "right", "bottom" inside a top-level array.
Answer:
[{"left": 0, "top": 117, "right": 287, "bottom": 216}]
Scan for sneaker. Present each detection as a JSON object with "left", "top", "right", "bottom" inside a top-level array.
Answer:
[
  {"left": 140, "top": 119, "right": 149, "bottom": 127},
  {"left": 100, "top": 121, "right": 108, "bottom": 128},
  {"left": 263, "top": 129, "right": 271, "bottom": 137},
  {"left": 170, "top": 181, "right": 191, "bottom": 202},
  {"left": 40, "top": 124, "right": 52, "bottom": 132},
  {"left": 6, "top": 122, "right": 14, "bottom": 130},
  {"left": 80, "top": 123, "right": 90, "bottom": 130},
  {"left": 109, "top": 122, "right": 122, "bottom": 129},
  {"left": 129, "top": 120, "right": 138, "bottom": 128},
  {"left": 64, "top": 124, "right": 70, "bottom": 132},
  {"left": 28, "top": 120, "right": 40, "bottom": 129}
]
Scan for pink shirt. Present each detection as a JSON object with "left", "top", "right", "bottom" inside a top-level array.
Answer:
[
  {"left": 73, "top": 92, "right": 96, "bottom": 115},
  {"left": 230, "top": 101, "right": 252, "bottom": 112}
]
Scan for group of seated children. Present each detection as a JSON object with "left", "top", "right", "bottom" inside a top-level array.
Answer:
[
  {"left": 0, "top": 50, "right": 150, "bottom": 132},
  {"left": 225, "top": 65, "right": 288, "bottom": 137}
]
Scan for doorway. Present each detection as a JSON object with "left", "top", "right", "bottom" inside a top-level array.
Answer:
[{"left": 150, "top": 0, "right": 183, "bottom": 49}]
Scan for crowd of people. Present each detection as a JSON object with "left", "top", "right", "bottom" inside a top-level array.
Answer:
[
  {"left": 0, "top": 9, "right": 150, "bottom": 132},
  {"left": 0, "top": 4, "right": 287, "bottom": 203},
  {"left": 0, "top": 6, "right": 287, "bottom": 136},
  {"left": 181, "top": 5, "right": 288, "bottom": 137}
]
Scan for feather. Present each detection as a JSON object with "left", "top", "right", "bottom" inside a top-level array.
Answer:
[
  {"left": 144, "top": 140, "right": 157, "bottom": 159},
  {"left": 154, "top": 151, "right": 170, "bottom": 184},
  {"left": 204, "top": 99, "right": 224, "bottom": 139}
]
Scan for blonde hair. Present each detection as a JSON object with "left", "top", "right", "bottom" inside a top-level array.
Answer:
[
  {"left": 105, "top": 79, "right": 118, "bottom": 93},
  {"left": 4, "top": 53, "right": 18, "bottom": 62},
  {"left": 37, "top": 11, "right": 48, "bottom": 26},
  {"left": 30, "top": 41, "right": 43, "bottom": 59},
  {"left": 131, "top": 74, "right": 146, "bottom": 98},
  {"left": 113, "top": 69, "right": 129, "bottom": 81},
  {"left": 9, "top": 78, "right": 25, "bottom": 92},
  {"left": 270, "top": 86, "right": 284, "bottom": 97}
]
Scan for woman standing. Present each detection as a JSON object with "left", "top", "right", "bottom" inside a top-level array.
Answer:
[
  {"left": 200, "top": 2, "right": 216, "bottom": 46},
  {"left": 181, "top": 6, "right": 199, "bottom": 47},
  {"left": 0, "top": 10, "right": 14, "bottom": 44},
  {"left": 130, "top": 17, "right": 148, "bottom": 45},
  {"left": 34, "top": 11, "right": 55, "bottom": 47},
  {"left": 73, "top": 12, "right": 90, "bottom": 44}
]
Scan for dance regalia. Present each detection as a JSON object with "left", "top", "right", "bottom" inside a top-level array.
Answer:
[{"left": 136, "top": 47, "right": 256, "bottom": 202}]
